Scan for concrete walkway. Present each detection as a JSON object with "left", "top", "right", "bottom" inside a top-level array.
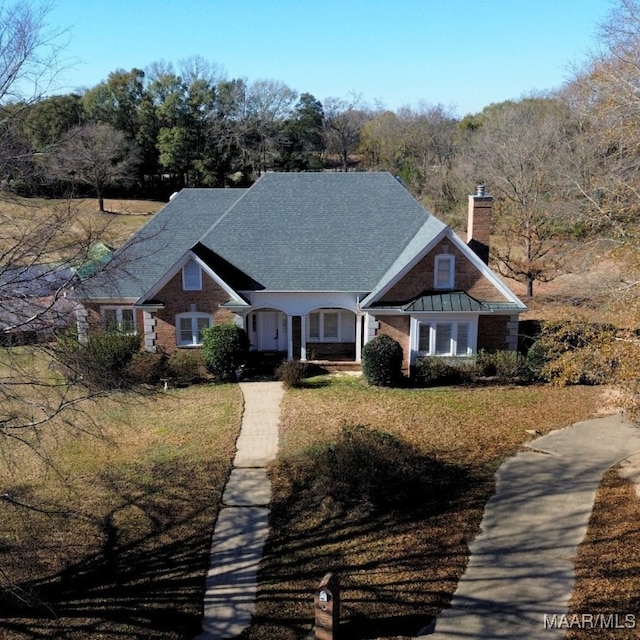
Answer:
[
  {"left": 195, "top": 381, "right": 284, "bottom": 640},
  {"left": 427, "top": 413, "right": 640, "bottom": 639}
]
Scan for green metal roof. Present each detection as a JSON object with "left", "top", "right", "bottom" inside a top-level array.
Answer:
[
  {"left": 372, "top": 291, "right": 523, "bottom": 313},
  {"left": 403, "top": 291, "right": 489, "bottom": 312}
]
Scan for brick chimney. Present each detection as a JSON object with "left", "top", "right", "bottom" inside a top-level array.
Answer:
[{"left": 467, "top": 184, "right": 493, "bottom": 264}]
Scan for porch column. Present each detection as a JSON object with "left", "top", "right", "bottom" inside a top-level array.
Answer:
[
  {"left": 355, "top": 314, "right": 363, "bottom": 363},
  {"left": 300, "top": 314, "right": 307, "bottom": 361},
  {"left": 287, "top": 314, "right": 293, "bottom": 360}
]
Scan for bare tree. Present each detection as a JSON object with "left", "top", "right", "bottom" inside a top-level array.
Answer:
[
  {"left": 323, "top": 93, "right": 369, "bottom": 171},
  {"left": 469, "top": 98, "right": 575, "bottom": 297},
  {"left": 48, "top": 123, "right": 140, "bottom": 212},
  {"left": 0, "top": 2, "right": 120, "bottom": 445},
  {"left": 563, "top": 0, "right": 640, "bottom": 236}
]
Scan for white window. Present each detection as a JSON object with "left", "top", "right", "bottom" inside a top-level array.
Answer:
[
  {"left": 308, "top": 310, "right": 341, "bottom": 342},
  {"left": 101, "top": 306, "right": 136, "bottom": 333},
  {"left": 176, "top": 312, "right": 212, "bottom": 346},
  {"left": 182, "top": 260, "right": 202, "bottom": 291},
  {"left": 417, "top": 320, "right": 473, "bottom": 357},
  {"left": 434, "top": 254, "right": 455, "bottom": 289}
]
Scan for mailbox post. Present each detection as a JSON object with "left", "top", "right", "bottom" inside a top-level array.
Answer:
[{"left": 314, "top": 572, "right": 340, "bottom": 640}]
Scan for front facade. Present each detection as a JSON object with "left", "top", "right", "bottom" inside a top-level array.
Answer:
[{"left": 78, "top": 173, "right": 526, "bottom": 374}]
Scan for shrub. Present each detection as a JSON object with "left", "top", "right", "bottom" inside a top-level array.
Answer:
[
  {"left": 56, "top": 331, "right": 141, "bottom": 389},
  {"left": 167, "top": 350, "right": 205, "bottom": 385},
  {"left": 362, "top": 334, "right": 403, "bottom": 387},
  {"left": 525, "top": 321, "right": 618, "bottom": 385},
  {"left": 275, "top": 359, "right": 309, "bottom": 388},
  {"left": 201, "top": 324, "right": 249, "bottom": 382},
  {"left": 476, "top": 349, "right": 527, "bottom": 383},
  {"left": 124, "top": 351, "right": 167, "bottom": 384},
  {"left": 413, "top": 356, "right": 473, "bottom": 387}
]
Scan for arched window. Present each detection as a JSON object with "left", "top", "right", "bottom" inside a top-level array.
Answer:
[{"left": 182, "top": 260, "right": 202, "bottom": 291}]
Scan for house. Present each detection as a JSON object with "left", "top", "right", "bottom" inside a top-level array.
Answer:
[
  {"left": 0, "top": 264, "right": 79, "bottom": 344},
  {"left": 77, "top": 172, "right": 526, "bottom": 374}
]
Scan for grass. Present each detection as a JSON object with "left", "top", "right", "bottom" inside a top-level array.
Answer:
[
  {"left": 241, "top": 375, "right": 607, "bottom": 640},
  {"left": 0, "top": 369, "right": 243, "bottom": 639}
]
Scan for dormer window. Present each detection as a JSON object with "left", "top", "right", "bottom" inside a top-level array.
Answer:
[
  {"left": 182, "top": 260, "right": 202, "bottom": 291},
  {"left": 434, "top": 254, "right": 455, "bottom": 289}
]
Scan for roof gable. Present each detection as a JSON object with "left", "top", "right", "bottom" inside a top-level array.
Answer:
[{"left": 82, "top": 188, "right": 247, "bottom": 299}]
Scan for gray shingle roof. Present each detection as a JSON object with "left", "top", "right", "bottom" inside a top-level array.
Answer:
[
  {"left": 83, "top": 172, "right": 448, "bottom": 299},
  {"left": 200, "top": 172, "right": 440, "bottom": 291},
  {"left": 82, "top": 188, "right": 247, "bottom": 298}
]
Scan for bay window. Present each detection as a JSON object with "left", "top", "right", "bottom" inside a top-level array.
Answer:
[{"left": 417, "top": 319, "right": 474, "bottom": 357}]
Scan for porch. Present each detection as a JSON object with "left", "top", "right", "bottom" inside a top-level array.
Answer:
[{"left": 246, "top": 308, "right": 362, "bottom": 365}]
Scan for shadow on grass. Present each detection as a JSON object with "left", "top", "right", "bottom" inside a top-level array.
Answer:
[
  {"left": 0, "top": 458, "right": 227, "bottom": 640},
  {"left": 246, "top": 426, "right": 492, "bottom": 640}
]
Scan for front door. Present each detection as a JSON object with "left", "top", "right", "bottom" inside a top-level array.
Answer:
[{"left": 257, "top": 311, "right": 281, "bottom": 351}]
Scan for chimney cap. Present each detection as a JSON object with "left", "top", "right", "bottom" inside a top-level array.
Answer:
[{"left": 475, "top": 184, "right": 486, "bottom": 197}]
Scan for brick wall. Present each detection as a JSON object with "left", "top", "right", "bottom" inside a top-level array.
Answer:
[
  {"left": 380, "top": 239, "right": 509, "bottom": 303},
  {"left": 478, "top": 315, "right": 516, "bottom": 352},
  {"left": 306, "top": 342, "right": 356, "bottom": 360},
  {"left": 153, "top": 271, "right": 237, "bottom": 354},
  {"left": 376, "top": 315, "right": 411, "bottom": 375}
]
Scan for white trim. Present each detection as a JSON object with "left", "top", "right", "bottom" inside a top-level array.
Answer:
[
  {"left": 360, "top": 227, "right": 448, "bottom": 306},
  {"left": 176, "top": 311, "right": 213, "bottom": 346}
]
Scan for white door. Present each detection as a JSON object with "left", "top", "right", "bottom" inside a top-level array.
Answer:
[{"left": 257, "top": 312, "right": 280, "bottom": 351}]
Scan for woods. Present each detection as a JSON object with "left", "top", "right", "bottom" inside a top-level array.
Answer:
[{"left": 0, "top": 2, "right": 638, "bottom": 301}]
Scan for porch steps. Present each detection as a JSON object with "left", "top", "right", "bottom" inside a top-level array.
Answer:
[{"left": 308, "top": 360, "right": 362, "bottom": 372}]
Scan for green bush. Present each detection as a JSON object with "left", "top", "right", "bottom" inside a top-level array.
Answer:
[
  {"left": 201, "top": 323, "right": 249, "bottom": 382},
  {"left": 167, "top": 350, "right": 205, "bottom": 385},
  {"left": 362, "top": 334, "right": 403, "bottom": 387},
  {"left": 57, "top": 331, "right": 141, "bottom": 389},
  {"left": 275, "top": 359, "right": 309, "bottom": 388}
]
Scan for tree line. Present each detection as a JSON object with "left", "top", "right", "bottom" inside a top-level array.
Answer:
[{"left": 3, "top": 0, "right": 640, "bottom": 298}]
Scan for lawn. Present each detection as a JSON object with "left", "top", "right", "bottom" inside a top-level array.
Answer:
[
  {"left": 243, "top": 375, "right": 607, "bottom": 640},
  {"left": 0, "top": 356, "right": 619, "bottom": 640},
  {"left": 0, "top": 372, "right": 243, "bottom": 639}
]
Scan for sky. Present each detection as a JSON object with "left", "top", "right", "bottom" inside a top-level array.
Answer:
[{"left": 48, "top": 0, "right": 615, "bottom": 117}]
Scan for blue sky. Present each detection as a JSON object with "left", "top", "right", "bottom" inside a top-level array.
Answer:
[{"left": 50, "top": 0, "right": 613, "bottom": 117}]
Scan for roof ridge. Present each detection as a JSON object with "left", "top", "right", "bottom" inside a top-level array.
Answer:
[{"left": 194, "top": 179, "right": 262, "bottom": 244}]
